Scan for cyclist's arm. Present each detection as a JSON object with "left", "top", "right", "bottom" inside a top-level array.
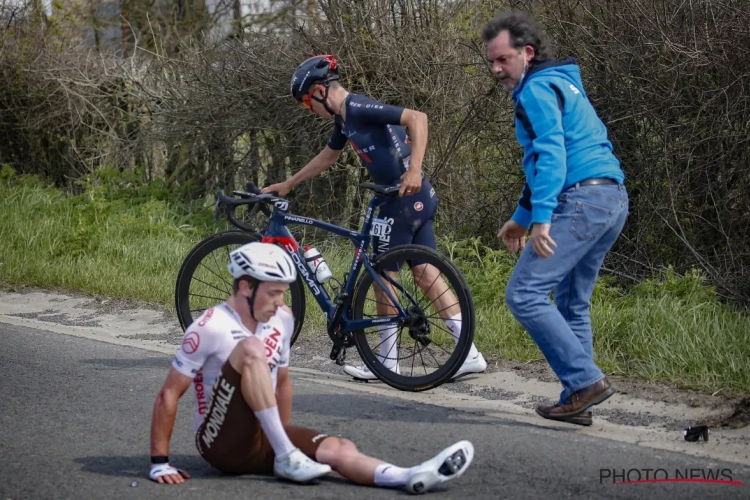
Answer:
[
  {"left": 285, "top": 146, "right": 342, "bottom": 190},
  {"left": 400, "top": 109, "right": 428, "bottom": 174},
  {"left": 350, "top": 102, "right": 428, "bottom": 175},
  {"left": 276, "top": 367, "right": 292, "bottom": 426},
  {"left": 150, "top": 367, "right": 192, "bottom": 457}
]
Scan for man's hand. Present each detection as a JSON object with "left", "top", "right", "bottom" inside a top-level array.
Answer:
[
  {"left": 399, "top": 167, "right": 422, "bottom": 196},
  {"left": 498, "top": 220, "right": 528, "bottom": 254},
  {"left": 262, "top": 181, "right": 291, "bottom": 197},
  {"left": 149, "top": 463, "right": 191, "bottom": 484},
  {"left": 530, "top": 223, "right": 557, "bottom": 258}
]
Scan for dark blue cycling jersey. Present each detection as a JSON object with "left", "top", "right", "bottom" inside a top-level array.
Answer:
[
  {"left": 326, "top": 94, "right": 438, "bottom": 269},
  {"left": 327, "top": 94, "right": 413, "bottom": 186}
]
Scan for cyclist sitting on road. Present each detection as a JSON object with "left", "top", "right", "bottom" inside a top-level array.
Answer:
[
  {"left": 148, "top": 241, "right": 475, "bottom": 493},
  {"left": 262, "top": 55, "right": 486, "bottom": 381}
]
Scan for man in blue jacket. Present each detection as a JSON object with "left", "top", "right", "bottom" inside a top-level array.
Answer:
[{"left": 483, "top": 12, "right": 629, "bottom": 426}]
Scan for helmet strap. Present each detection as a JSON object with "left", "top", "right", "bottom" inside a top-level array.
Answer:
[
  {"left": 311, "top": 77, "right": 339, "bottom": 115},
  {"left": 246, "top": 279, "right": 260, "bottom": 321}
]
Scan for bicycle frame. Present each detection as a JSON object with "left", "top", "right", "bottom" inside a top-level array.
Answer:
[{"left": 260, "top": 194, "right": 409, "bottom": 333}]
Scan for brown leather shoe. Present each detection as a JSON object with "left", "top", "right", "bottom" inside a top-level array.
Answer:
[
  {"left": 536, "top": 377, "right": 614, "bottom": 419},
  {"left": 536, "top": 406, "right": 593, "bottom": 426}
]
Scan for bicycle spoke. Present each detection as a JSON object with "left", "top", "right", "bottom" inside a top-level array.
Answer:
[
  {"left": 210, "top": 250, "right": 232, "bottom": 288},
  {"left": 410, "top": 340, "right": 417, "bottom": 375},
  {"left": 423, "top": 335, "right": 455, "bottom": 357},
  {"left": 189, "top": 292, "right": 228, "bottom": 302},
  {"left": 419, "top": 271, "right": 442, "bottom": 305},
  {"left": 197, "top": 261, "right": 232, "bottom": 294},
  {"left": 426, "top": 346, "right": 442, "bottom": 369},
  {"left": 424, "top": 319, "right": 460, "bottom": 340},
  {"left": 364, "top": 296, "right": 403, "bottom": 310},
  {"left": 192, "top": 273, "right": 232, "bottom": 297},
  {"left": 417, "top": 343, "right": 428, "bottom": 376},
  {"left": 425, "top": 301, "right": 461, "bottom": 320}
]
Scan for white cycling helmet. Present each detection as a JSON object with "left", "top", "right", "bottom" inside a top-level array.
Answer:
[{"left": 227, "top": 242, "right": 296, "bottom": 283}]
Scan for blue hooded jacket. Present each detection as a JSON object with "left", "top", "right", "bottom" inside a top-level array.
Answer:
[{"left": 510, "top": 57, "right": 624, "bottom": 229}]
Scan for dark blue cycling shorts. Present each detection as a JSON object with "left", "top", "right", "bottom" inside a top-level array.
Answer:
[{"left": 371, "top": 179, "right": 438, "bottom": 271}]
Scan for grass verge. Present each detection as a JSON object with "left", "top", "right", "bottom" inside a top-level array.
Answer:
[{"left": 1, "top": 168, "right": 748, "bottom": 395}]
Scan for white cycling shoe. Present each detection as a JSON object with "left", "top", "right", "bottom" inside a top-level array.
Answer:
[
  {"left": 273, "top": 448, "right": 331, "bottom": 483},
  {"left": 343, "top": 362, "right": 400, "bottom": 380},
  {"left": 450, "top": 353, "right": 487, "bottom": 381},
  {"left": 406, "top": 440, "right": 475, "bottom": 494}
]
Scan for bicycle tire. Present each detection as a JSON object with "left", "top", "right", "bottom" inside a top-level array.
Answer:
[
  {"left": 350, "top": 244, "right": 475, "bottom": 392},
  {"left": 175, "top": 230, "right": 307, "bottom": 346}
]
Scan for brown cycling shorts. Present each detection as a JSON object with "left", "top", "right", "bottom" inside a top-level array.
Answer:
[{"left": 195, "top": 361, "right": 329, "bottom": 475}]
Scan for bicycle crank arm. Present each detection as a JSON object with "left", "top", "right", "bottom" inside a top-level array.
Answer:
[{"left": 329, "top": 344, "right": 347, "bottom": 366}]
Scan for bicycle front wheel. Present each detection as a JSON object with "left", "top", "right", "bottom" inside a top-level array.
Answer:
[
  {"left": 175, "top": 231, "right": 306, "bottom": 345},
  {"left": 351, "top": 244, "right": 475, "bottom": 392}
]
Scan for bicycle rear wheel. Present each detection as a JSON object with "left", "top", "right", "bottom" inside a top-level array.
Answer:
[
  {"left": 350, "top": 244, "right": 475, "bottom": 392},
  {"left": 175, "top": 230, "right": 306, "bottom": 345}
]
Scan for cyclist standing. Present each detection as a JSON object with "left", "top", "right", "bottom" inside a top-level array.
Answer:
[
  {"left": 148, "top": 241, "right": 475, "bottom": 493},
  {"left": 262, "top": 55, "right": 486, "bottom": 381}
]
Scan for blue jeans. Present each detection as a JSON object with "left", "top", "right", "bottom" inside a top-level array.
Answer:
[{"left": 505, "top": 182, "right": 629, "bottom": 409}]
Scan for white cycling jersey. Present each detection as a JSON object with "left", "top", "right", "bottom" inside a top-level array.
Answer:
[{"left": 171, "top": 302, "right": 294, "bottom": 432}]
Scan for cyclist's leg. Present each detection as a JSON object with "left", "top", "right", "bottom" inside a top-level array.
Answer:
[
  {"left": 367, "top": 199, "right": 417, "bottom": 371},
  {"left": 408, "top": 188, "right": 482, "bottom": 366},
  {"left": 313, "top": 434, "right": 474, "bottom": 492},
  {"left": 196, "top": 338, "right": 328, "bottom": 474}
]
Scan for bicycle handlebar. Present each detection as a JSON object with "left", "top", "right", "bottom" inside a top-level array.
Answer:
[{"left": 214, "top": 181, "right": 402, "bottom": 232}]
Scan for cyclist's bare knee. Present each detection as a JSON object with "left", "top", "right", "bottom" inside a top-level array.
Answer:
[
  {"left": 228, "top": 336, "right": 265, "bottom": 372},
  {"left": 316, "top": 436, "right": 358, "bottom": 469},
  {"left": 412, "top": 263, "right": 438, "bottom": 289}
]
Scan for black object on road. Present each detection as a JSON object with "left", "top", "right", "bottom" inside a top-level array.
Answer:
[{"left": 683, "top": 425, "right": 710, "bottom": 442}]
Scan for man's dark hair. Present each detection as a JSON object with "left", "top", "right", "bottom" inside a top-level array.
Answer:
[
  {"left": 233, "top": 276, "right": 257, "bottom": 294},
  {"left": 482, "top": 11, "right": 554, "bottom": 64}
]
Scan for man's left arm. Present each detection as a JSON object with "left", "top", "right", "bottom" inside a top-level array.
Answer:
[
  {"left": 350, "top": 101, "right": 428, "bottom": 195},
  {"left": 276, "top": 367, "right": 292, "bottom": 426},
  {"left": 276, "top": 305, "right": 294, "bottom": 426},
  {"left": 518, "top": 81, "right": 567, "bottom": 225},
  {"left": 399, "top": 109, "right": 428, "bottom": 174}
]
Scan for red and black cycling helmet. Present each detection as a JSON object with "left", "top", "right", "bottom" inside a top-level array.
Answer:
[{"left": 290, "top": 55, "right": 340, "bottom": 110}]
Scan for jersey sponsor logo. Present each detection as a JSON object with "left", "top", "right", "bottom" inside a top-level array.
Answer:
[
  {"left": 414, "top": 202, "right": 424, "bottom": 211},
  {"left": 231, "top": 329, "right": 247, "bottom": 340},
  {"left": 201, "top": 377, "right": 236, "bottom": 449},
  {"left": 351, "top": 102, "right": 383, "bottom": 109},
  {"left": 373, "top": 217, "right": 395, "bottom": 254},
  {"left": 194, "top": 371, "right": 208, "bottom": 416},
  {"left": 348, "top": 139, "right": 372, "bottom": 162},
  {"left": 182, "top": 331, "right": 200, "bottom": 354},
  {"left": 430, "top": 187, "right": 435, "bottom": 198},
  {"left": 198, "top": 308, "right": 214, "bottom": 327},
  {"left": 264, "top": 327, "right": 282, "bottom": 367}
]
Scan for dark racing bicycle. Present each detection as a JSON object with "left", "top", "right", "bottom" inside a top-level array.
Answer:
[{"left": 175, "top": 181, "right": 475, "bottom": 392}]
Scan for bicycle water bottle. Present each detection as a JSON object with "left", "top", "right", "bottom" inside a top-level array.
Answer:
[{"left": 304, "top": 246, "right": 333, "bottom": 283}]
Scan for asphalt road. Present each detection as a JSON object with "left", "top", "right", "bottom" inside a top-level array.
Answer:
[{"left": 1, "top": 322, "right": 748, "bottom": 500}]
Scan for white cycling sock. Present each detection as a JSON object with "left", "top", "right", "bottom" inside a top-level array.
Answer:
[
  {"left": 254, "top": 406, "right": 296, "bottom": 457},
  {"left": 379, "top": 324, "right": 399, "bottom": 369},
  {"left": 374, "top": 463, "right": 414, "bottom": 487},
  {"left": 444, "top": 313, "right": 479, "bottom": 358}
]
